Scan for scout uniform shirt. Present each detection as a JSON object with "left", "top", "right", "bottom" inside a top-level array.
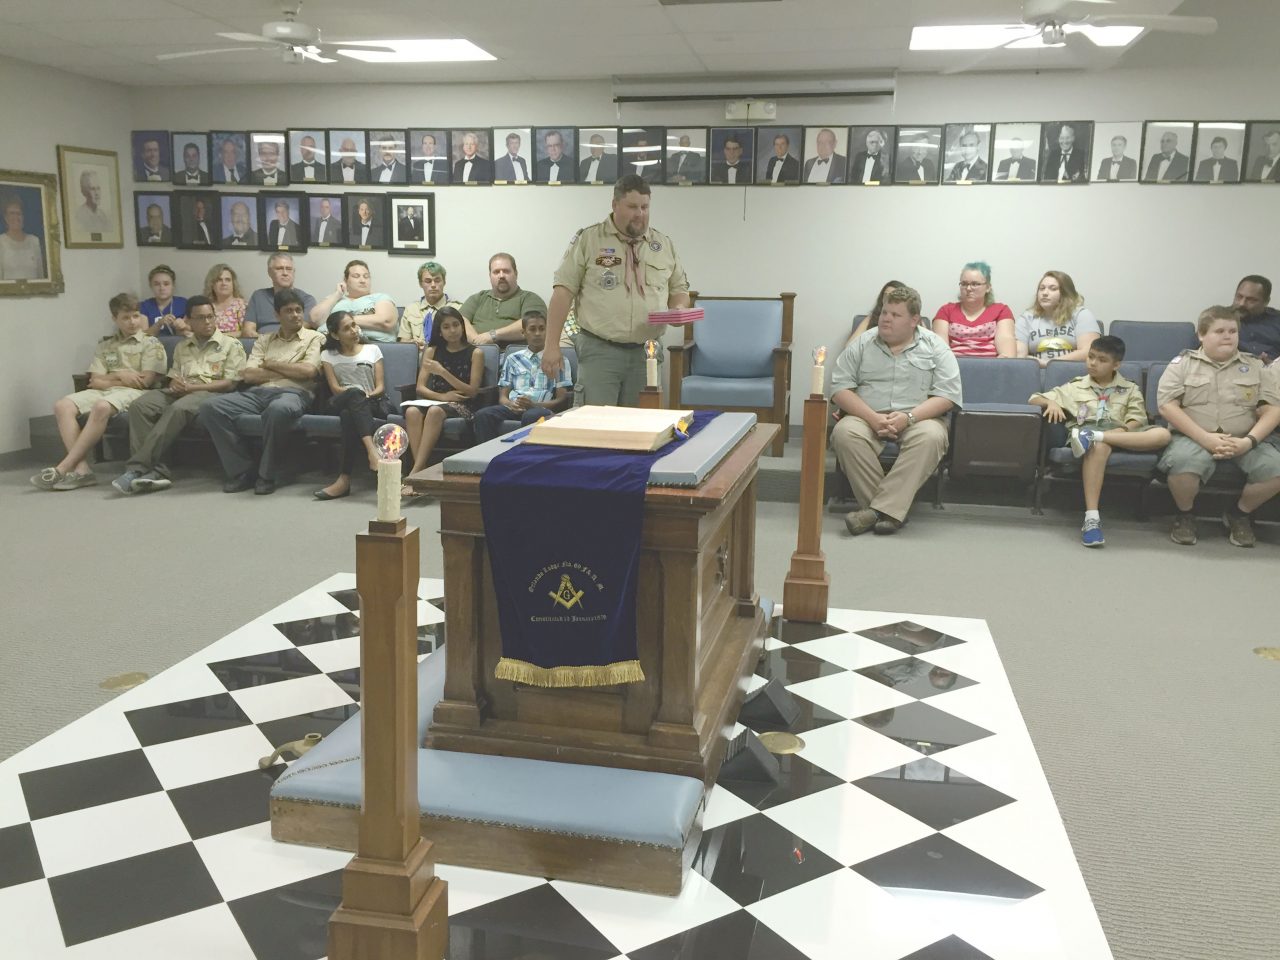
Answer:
[
  {"left": 169, "top": 330, "right": 247, "bottom": 384},
  {"left": 397, "top": 296, "right": 461, "bottom": 343},
  {"left": 88, "top": 329, "right": 167, "bottom": 380},
  {"left": 553, "top": 216, "right": 689, "bottom": 345},
  {"left": 1156, "top": 347, "right": 1280, "bottom": 436},
  {"left": 1031, "top": 372, "right": 1147, "bottom": 428},
  {"left": 460, "top": 288, "right": 548, "bottom": 337},
  {"left": 246, "top": 327, "right": 324, "bottom": 392}
]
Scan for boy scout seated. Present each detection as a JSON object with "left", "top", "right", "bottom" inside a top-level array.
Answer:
[
  {"left": 111, "top": 296, "right": 247, "bottom": 495},
  {"left": 31, "top": 293, "right": 165, "bottom": 492},
  {"left": 1030, "top": 335, "right": 1172, "bottom": 547},
  {"left": 1156, "top": 305, "right": 1280, "bottom": 547},
  {"left": 830, "top": 284, "right": 962, "bottom": 536},
  {"left": 197, "top": 288, "right": 324, "bottom": 495},
  {"left": 471, "top": 310, "right": 573, "bottom": 443}
]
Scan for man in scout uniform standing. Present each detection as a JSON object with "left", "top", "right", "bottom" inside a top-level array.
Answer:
[
  {"left": 543, "top": 174, "right": 690, "bottom": 406},
  {"left": 1157, "top": 305, "right": 1280, "bottom": 547}
]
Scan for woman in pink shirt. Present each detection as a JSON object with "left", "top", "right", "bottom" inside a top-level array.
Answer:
[{"left": 933, "top": 261, "right": 1016, "bottom": 357}]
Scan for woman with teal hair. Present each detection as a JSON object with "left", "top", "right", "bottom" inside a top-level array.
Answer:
[{"left": 932, "top": 261, "right": 1016, "bottom": 358}]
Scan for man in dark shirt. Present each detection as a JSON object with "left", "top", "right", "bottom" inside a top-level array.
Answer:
[{"left": 1234, "top": 275, "right": 1280, "bottom": 363}]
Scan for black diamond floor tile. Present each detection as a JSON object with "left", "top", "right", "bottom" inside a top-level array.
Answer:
[
  {"left": 167, "top": 765, "right": 285, "bottom": 840},
  {"left": 902, "top": 934, "right": 996, "bottom": 959},
  {"left": 855, "top": 657, "right": 977, "bottom": 700},
  {"left": 851, "top": 834, "right": 1044, "bottom": 902},
  {"left": 273, "top": 612, "right": 361, "bottom": 647},
  {"left": 418, "top": 618, "right": 445, "bottom": 653},
  {"left": 124, "top": 693, "right": 252, "bottom": 747},
  {"left": 327, "top": 588, "right": 361, "bottom": 611},
  {"left": 851, "top": 699, "right": 994, "bottom": 755},
  {"left": 227, "top": 869, "right": 342, "bottom": 960},
  {"left": 772, "top": 620, "right": 845, "bottom": 645},
  {"left": 853, "top": 758, "right": 1015, "bottom": 830},
  {"left": 754, "top": 645, "right": 845, "bottom": 685},
  {"left": 0, "top": 822, "right": 43, "bottom": 889},
  {"left": 256, "top": 703, "right": 360, "bottom": 749},
  {"left": 448, "top": 882, "right": 618, "bottom": 960},
  {"left": 327, "top": 666, "right": 361, "bottom": 700},
  {"left": 207, "top": 646, "right": 322, "bottom": 691},
  {"left": 629, "top": 907, "right": 810, "bottom": 960},
  {"left": 19, "top": 749, "right": 162, "bottom": 820},
  {"left": 690, "top": 813, "right": 843, "bottom": 907},
  {"left": 425, "top": 596, "right": 445, "bottom": 610},
  {"left": 717, "top": 752, "right": 843, "bottom": 811},
  {"left": 737, "top": 685, "right": 844, "bottom": 737},
  {"left": 48, "top": 842, "right": 222, "bottom": 947},
  {"left": 855, "top": 621, "right": 967, "bottom": 656}
]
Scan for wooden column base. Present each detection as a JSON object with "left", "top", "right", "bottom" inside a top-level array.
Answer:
[
  {"left": 329, "top": 839, "right": 448, "bottom": 960},
  {"left": 637, "top": 386, "right": 663, "bottom": 409},
  {"left": 783, "top": 553, "right": 830, "bottom": 624},
  {"left": 782, "top": 394, "right": 830, "bottom": 623}
]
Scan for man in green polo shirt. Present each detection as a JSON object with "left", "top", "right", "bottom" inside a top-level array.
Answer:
[{"left": 462, "top": 252, "right": 547, "bottom": 346}]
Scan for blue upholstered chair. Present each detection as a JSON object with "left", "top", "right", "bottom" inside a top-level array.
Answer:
[
  {"left": 949, "top": 358, "right": 1044, "bottom": 508},
  {"left": 667, "top": 292, "right": 795, "bottom": 457},
  {"left": 1108, "top": 321, "right": 1197, "bottom": 362}
]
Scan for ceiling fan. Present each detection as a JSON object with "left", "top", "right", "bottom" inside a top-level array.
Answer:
[
  {"left": 156, "top": 3, "right": 390, "bottom": 65},
  {"left": 939, "top": 0, "right": 1218, "bottom": 75}
]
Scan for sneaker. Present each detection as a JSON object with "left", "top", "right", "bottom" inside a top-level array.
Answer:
[
  {"left": 1170, "top": 513, "right": 1197, "bottom": 546},
  {"left": 111, "top": 470, "right": 142, "bottom": 495},
  {"left": 1224, "top": 511, "right": 1256, "bottom": 548},
  {"left": 1069, "top": 428, "right": 1095, "bottom": 459},
  {"left": 844, "top": 508, "right": 879, "bottom": 536},
  {"left": 29, "top": 467, "right": 65, "bottom": 490},
  {"left": 51, "top": 471, "right": 97, "bottom": 491},
  {"left": 131, "top": 471, "right": 171, "bottom": 494},
  {"left": 1081, "top": 517, "right": 1105, "bottom": 547}
]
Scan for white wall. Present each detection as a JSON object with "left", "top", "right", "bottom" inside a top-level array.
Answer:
[
  {"left": 0, "top": 56, "right": 138, "bottom": 454},
  {"left": 6, "top": 59, "right": 1276, "bottom": 452}
]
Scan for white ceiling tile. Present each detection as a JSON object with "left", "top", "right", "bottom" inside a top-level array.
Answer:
[{"left": 38, "top": 18, "right": 239, "bottom": 46}]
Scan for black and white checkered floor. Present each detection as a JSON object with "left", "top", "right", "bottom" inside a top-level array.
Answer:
[{"left": 0, "top": 574, "right": 1113, "bottom": 959}]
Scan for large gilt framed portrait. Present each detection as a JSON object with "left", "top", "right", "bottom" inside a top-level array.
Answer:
[
  {"left": 57, "top": 145, "right": 123, "bottom": 249},
  {"left": 0, "top": 168, "right": 64, "bottom": 295},
  {"left": 387, "top": 193, "right": 436, "bottom": 255}
]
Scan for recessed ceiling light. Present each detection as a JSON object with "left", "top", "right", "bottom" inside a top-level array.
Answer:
[
  {"left": 336, "top": 39, "right": 495, "bottom": 63},
  {"left": 910, "top": 23, "right": 1142, "bottom": 51}
]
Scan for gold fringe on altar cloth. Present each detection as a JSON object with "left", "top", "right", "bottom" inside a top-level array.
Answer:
[{"left": 494, "top": 656, "right": 646, "bottom": 688}]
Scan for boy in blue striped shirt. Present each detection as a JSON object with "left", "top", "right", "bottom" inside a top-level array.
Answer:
[{"left": 472, "top": 310, "right": 573, "bottom": 442}]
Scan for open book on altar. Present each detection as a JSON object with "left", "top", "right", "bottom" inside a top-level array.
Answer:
[{"left": 524, "top": 405, "right": 694, "bottom": 452}]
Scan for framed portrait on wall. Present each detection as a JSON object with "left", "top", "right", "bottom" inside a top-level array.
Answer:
[
  {"left": 211, "top": 132, "right": 249, "bottom": 185},
  {"left": 1243, "top": 121, "right": 1280, "bottom": 182},
  {"left": 174, "top": 191, "right": 220, "bottom": 250},
  {"left": 345, "top": 193, "right": 386, "bottom": 250},
  {"left": 1089, "top": 122, "right": 1142, "bottom": 182},
  {"left": 846, "top": 126, "right": 892, "bottom": 185},
  {"left": 259, "top": 193, "right": 307, "bottom": 253},
  {"left": 131, "top": 130, "right": 171, "bottom": 183},
  {"left": 894, "top": 126, "right": 942, "bottom": 184},
  {"left": 0, "top": 168, "right": 63, "bottom": 295},
  {"left": 367, "top": 129, "right": 408, "bottom": 184},
  {"left": 408, "top": 129, "right": 450, "bottom": 185},
  {"left": 288, "top": 129, "right": 328, "bottom": 184},
  {"left": 577, "top": 127, "right": 618, "bottom": 184},
  {"left": 942, "top": 123, "right": 991, "bottom": 184},
  {"left": 309, "top": 195, "right": 344, "bottom": 247},
  {"left": 328, "top": 129, "right": 368, "bottom": 184},
  {"left": 1192, "top": 122, "right": 1245, "bottom": 184},
  {"left": 170, "top": 132, "right": 211, "bottom": 186},
  {"left": 665, "top": 128, "right": 707, "bottom": 185},
  {"left": 451, "top": 129, "right": 493, "bottom": 184},
  {"left": 1040, "top": 121, "right": 1092, "bottom": 183},
  {"left": 387, "top": 193, "right": 436, "bottom": 255},
  {"left": 249, "top": 131, "right": 289, "bottom": 187},
  {"left": 755, "top": 126, "right": 802, "bottom": 185},
  {"left": 799, "top": 125, "right": 847, "bottom": 184},
  {"left": 134, "top": 192, "right": 176, "bottom": 248},
  {"left": 621, "top": 127, "right": 665, "bottom": 184},
  {"left": 709, "top": 127, "right": 755, "bottom": 184},
  {"left": 1140, "top": 121, "right": 1193, "bottom": 183},
  {"left": 533, "top": 127, "right": 576, "bottom": 184},
  {"left": 220, "top": 194, "right": 259, "bottom": 248},
  {"left": 492, "top": 127, "right": 533, "bottom": 183},
  {"left": 991, "top": 123, "right": 1040, "bottom": 182},
  {"left": 57, "top": 145, "right": 123, "bottom": 248}
]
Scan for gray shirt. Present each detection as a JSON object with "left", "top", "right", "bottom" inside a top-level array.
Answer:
[
  {"left": 1014, "top": 305, "right": 1101, "bottom": 359},
  {"left": 321, "top": 344, "right": 382, "bottom": 394},
  {"left": 245, "top": 286, "right": 318, "bottom": 332},
  {"left": 831, "top": 327, "right": 963, "bottom": 412}
]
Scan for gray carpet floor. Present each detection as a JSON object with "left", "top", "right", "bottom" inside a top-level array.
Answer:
[{"left": 0, "top": 451, "right": 1276, "bottom": 960}]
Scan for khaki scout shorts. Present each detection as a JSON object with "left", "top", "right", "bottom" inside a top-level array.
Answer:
[
  {"left": 66, "top": 387, "right": 145, "bottom": 415},
  {"left": 1158, "top": 434, "right": 1280, "bottom": 484}
]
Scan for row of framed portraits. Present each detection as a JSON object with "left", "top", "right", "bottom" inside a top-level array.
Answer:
[
  {"left": 133, "top": 189, "right": 437, "bottom": 256},
  {"left": 130, "top": 120, "right": 1280, "bottom": 189}
]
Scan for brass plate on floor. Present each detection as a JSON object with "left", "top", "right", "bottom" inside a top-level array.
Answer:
[
  {"left": 99, "top": 671, "right": 149, "bottom": 691},
  {"left": 1254, "top": 647, "right": 1280, "bottom": 661},
  {"left": 757, "top": 731, "right": 805, "bottom": 754}
]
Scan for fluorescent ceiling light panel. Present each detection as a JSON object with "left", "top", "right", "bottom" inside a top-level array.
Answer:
[
  {"left": 910, "top": 23, "right": 1142, "bottom": 51},
  {"left": 336, "top": 39, "right": 495, "bottom": 63}
]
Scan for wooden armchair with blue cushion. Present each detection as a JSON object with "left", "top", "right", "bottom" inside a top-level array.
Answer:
[{"left": 667, "top": 291, "right": 794, "bottom": 457}]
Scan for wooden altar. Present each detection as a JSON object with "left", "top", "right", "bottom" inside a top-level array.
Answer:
[{"left": 411, "top": 423, "right": 777, "bottom": 784}]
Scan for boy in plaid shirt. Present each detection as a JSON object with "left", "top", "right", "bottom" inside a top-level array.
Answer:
[{"left": 472, "top": 310, "right": 573, "bottom": 443}]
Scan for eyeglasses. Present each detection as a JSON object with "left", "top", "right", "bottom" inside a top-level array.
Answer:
[{"left": 958, "top": 281, "right": 986, "bottom": 288}]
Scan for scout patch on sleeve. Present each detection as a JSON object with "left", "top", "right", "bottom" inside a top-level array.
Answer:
[
  {"left": 649, "top": 239, "right": 662, "bottom": 252},
  {"left": 569, "top": 229, "right": 583, "bottom": 245}
]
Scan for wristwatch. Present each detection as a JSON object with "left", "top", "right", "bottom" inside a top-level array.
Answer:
[{"left": 905, "top": 411, "right": 917, "bottom": 426}]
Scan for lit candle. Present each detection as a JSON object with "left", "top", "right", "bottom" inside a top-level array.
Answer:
[
  {"left": 810, "top": 346, "right": 827, "bottom": 397},
  {"left": 372, "top": 423, "right": 409, "bottom": 522},
  {"left": 645, "top": 339, "right": 659, "bottom": 388}
]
